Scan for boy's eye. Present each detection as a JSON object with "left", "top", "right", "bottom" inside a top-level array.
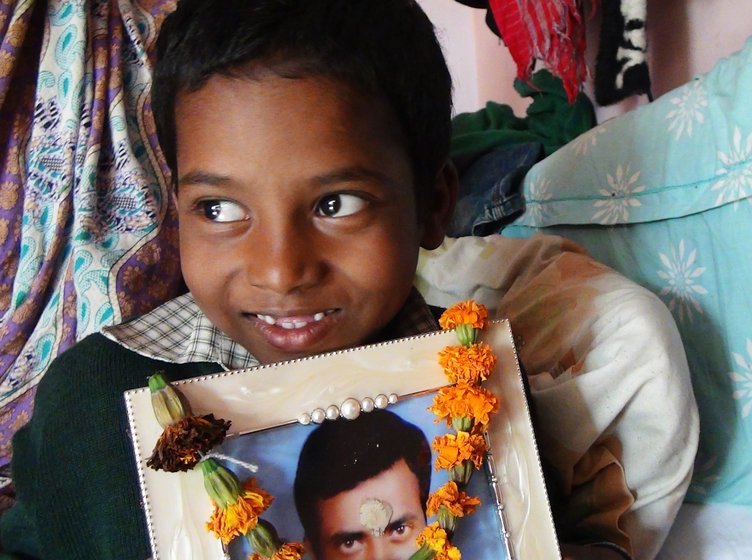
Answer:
[
  {"left": 316, "top": 193, "right": 368, "bottom": 218},
  {"left": 198, "top": 200, "right": 247, "bottom": 223}
]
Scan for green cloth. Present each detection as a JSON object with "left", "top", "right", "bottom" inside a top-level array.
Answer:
[
  {"left": 0, "top": 334, "right": 222, "bottom": 560},
  {"left": 450, "top": 69, "right": 596, "bottom": 173}
]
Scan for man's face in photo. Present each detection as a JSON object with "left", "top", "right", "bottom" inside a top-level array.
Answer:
[{"left": 314, "top": 458, "right": 427, "bottom": 559}]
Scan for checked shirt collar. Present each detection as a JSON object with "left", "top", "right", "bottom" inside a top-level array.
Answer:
[{"left": 102, "top": 289, "right": 438, "bottom": 371}]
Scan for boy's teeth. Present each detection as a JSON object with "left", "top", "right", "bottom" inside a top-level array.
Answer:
[{"left": 256, "top": 311, "right": 331, "bottom": 328}]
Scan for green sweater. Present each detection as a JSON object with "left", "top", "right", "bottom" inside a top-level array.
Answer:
[{"left": 0, "top": 334, "right": 223, "bottom": 559}]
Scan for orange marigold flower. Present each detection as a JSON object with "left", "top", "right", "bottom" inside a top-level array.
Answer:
[
  {"left": 437, "top": 343, "right": 496, "bottom": 384},
  {"left": 416, "top": 522, "right": 449, "bottom": 550},
  {"left": 426, "top": 481, "right": 481, "bottom": 517},
  {"left": 249, "top": 542, "right": 306, "bottom": 560},
  {"left": 429, "top": 383, "right": 499, "bottom": 429},
  {"left": 432, "top": 431, "right": 486, "bottom": 471},
  {"left": 439, "top": 300, "right": 488, "bottom": 331},
  {"left": 436, "top": 543, "right": 462, "bottom": 560},
  {"left": 206, "top": 479, "right": 274, "bottom": 545},
  {"left": 416, "top": 522, "right": 462, "bottom": 560}
]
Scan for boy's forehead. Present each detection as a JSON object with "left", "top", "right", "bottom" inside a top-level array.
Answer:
[
  {"left": 173, "top": 74, "right": 414, "bottom": 188},
  {"left": 176, "top": 73, "right": 404, "bottom": 141}
]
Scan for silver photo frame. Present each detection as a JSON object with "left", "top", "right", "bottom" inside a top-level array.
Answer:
[{"left": 124, "top": 320, "right": 560, "bottom": 560}]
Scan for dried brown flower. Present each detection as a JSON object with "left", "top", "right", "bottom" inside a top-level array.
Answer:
[{"left": 146, "top": 414, "right": 231, "bottom": 472}]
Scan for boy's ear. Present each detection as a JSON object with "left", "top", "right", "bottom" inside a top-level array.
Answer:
[{"left": 420, "top": 159, "right": 458, "bottom": 250}]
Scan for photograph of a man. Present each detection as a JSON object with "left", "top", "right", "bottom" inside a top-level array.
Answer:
[{"left": 294, "top": 409, "right": 432, "bottom": 560}]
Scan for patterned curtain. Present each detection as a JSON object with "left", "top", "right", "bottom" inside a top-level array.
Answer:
[{"left": 0, "top": 0, "right": 181, "bottom": 476}]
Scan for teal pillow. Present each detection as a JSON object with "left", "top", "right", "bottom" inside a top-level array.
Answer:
[{"left": 505, "top": 36, "right": 752, "bottom": 505}]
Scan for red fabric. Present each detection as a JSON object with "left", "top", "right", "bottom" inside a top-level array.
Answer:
[{"left": 488, "top": 0, "right": 591, "bottom": 103}]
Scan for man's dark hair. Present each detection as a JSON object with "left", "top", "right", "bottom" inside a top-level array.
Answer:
[
  {"left": 293, "top": 409, "right": 431, "bottom": 556},
  {"left": 151, "top": 0, "right": 453, "bottom": 210}
]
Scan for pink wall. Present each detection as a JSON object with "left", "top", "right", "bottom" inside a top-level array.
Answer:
[
  {"left": 591, "top": 0, "right": 752, "bottom": 121},
  {"left": 416, "top": 0, "right": 524, "bottom": 116}
]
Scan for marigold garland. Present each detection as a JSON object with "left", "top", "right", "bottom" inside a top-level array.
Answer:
[
  {"left": 205, "top": 476, "right": 274, "bottom": 545},
  {"left": 146, "top": 372, "right": 304, "bottom": 560},
  {"left": 429, "top": 383, "right": 499, "bottom": 430},
  {"left": 438, "top": 300, "right": 488, "bottom": 331},
  {"left": 426, "top": 481, "right": 481, "bottom": 518},
  {"left": 432, "top": 431, "right": 487, "bottom": 471},
  {"left": 437, "top": 342, "right": 497, "bottom": 384},
  {"left": 410, "top": 300, "right": 499, "bottom": 560},
  {"left": 249, "top": 542, "right": 306, "bottom": 560},
  {"left": 415, "top": 522, "right": 462, "bottom": 560}
]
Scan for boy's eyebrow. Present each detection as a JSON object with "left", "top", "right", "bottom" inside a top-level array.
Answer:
[
  {"left": 178, "top": 170, "right": 231, "bottom": 188},
  {"left": 311, "top": 166, "right": 402, "bottom": 190},
  {"left": 177, "top": 166, "right": 402, "bottom": 190}
]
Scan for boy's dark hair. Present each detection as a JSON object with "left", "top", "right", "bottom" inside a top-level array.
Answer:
[
  {"left": 293, "top": 409, "right": 431, "bottom": 556},
  {"left": 151, "top": 0, "right": 453, "bottom": 211}
]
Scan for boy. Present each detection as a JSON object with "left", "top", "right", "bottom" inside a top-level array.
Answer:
[
  {"left": 0, "top": 2, "right": 454, "bottom": 558},
  {"left": 0, "top": 1, "right": 680, "bottom": 559},
  {"left": 294, "top": 410, "right": 432, "bottom": 560}
]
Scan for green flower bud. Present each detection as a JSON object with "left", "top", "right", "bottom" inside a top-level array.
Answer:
[
  {"left": 451, "top": 416, "right": 473, "bottom": 433},
  {"left": 455, "top": 324, "right": 477, "bottom": 347},
  {"left": 201, "top": 458, "right": 242, "bottom": 509},
  {"left": 449, "top": 460, "right": 474, "bottom": 486},
  {"left": 148, "top": 372, "right": 190, "bottom": 427},
  {"left": 247, "top": 519, "right": 282, "bottom": 558},
  {"left": 408, "top": 543, "right": 437, "bottom": 560},
  {"left": 437, "top": 505, "right": 458, "bottom": 536}
]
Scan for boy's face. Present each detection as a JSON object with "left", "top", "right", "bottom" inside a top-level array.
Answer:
[{"left": 174, "top": 74, "right": 450, "bottom": 364}]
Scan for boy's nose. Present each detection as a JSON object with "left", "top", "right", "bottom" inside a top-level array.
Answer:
[{"left": 243, "top": 222, "right": 325, "bottom": 294}]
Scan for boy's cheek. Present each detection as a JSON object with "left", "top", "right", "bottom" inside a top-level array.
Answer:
[{"left": 178, "top": 213, "right": 421, "bottom": 317}]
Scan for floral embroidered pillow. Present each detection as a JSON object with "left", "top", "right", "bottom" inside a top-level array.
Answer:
[
  {"left": 512, "top": 36, "right": 752, "bottom": 229},
  {"left": 505, "top": 36, "right": 752, "bottom": 506}
]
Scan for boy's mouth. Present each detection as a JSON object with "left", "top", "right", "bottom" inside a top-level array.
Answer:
[
  {"left": 245, "top": 308, "right": 342, "bottom": 356},
  {"left": 251, "top": 309, "right": 337, "bottom": 330}
]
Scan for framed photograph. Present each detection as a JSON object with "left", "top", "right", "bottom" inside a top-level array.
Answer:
[{"left": 125, "top": 320, "right": 561, "bottom": 560}]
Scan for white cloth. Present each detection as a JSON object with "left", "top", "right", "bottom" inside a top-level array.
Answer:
[{"left": 416, "top": 233, "right": 699, "bottom": 559}]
